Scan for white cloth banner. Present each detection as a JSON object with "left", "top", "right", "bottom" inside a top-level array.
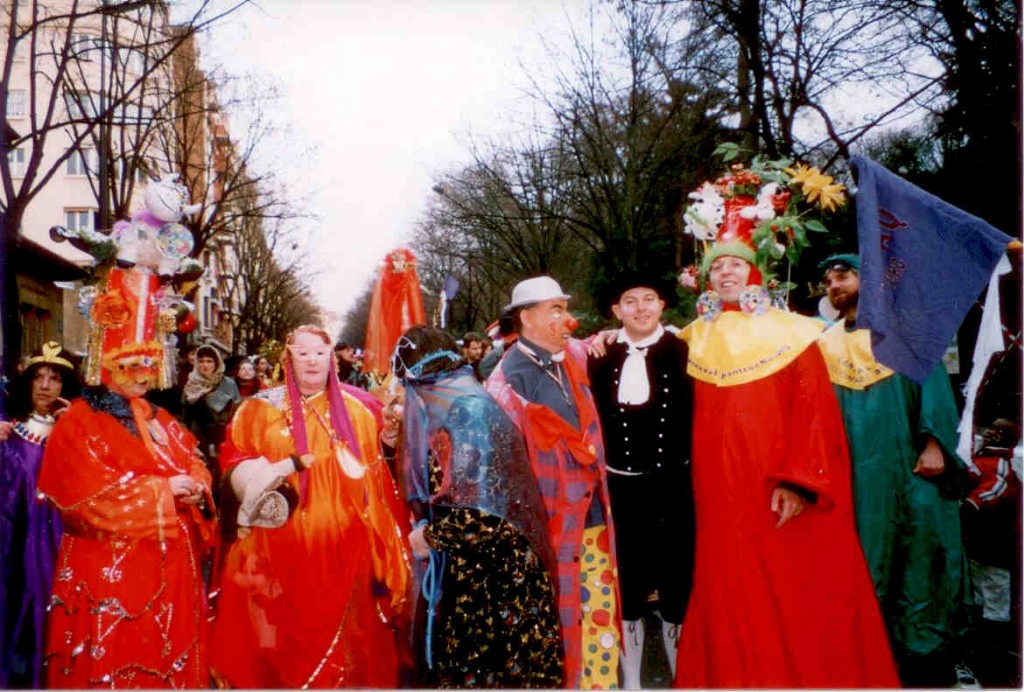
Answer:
[{"left": 957, "top": 254, "right": 1012, "bottom": 464}]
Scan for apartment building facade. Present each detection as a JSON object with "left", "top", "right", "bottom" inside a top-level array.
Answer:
[{"left": 3, "top": 0, "right": 244, "bottom": 361}]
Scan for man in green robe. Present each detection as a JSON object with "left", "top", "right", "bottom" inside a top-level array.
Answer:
[{"left": 817, "top": 254, "right": 972, "bottom": 688}]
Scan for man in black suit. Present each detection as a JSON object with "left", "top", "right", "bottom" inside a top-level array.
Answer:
[{"left": 588, "top": 271, "right": 695, "bottom": 689}]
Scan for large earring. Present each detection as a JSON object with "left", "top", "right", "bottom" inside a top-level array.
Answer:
[
  {"left": 738, "top": 285, "right": 770, "bottom": 315},
  {"left": 696, "top": 290, "right": 722, "bottom": 322}
]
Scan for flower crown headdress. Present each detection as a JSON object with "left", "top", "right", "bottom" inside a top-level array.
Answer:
[
  {"left": 680, "top": 143, "right": 847, "bottom": 297},
  {"left": 679, "top": 144, "right": 847, "bottom": 317}
]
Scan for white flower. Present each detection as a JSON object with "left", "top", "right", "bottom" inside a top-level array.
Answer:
[
  {"left": 684, "top": 183, "right": 724, "bottom": 240},
  {"left": 738, "top": 182, "right": 778, "bottom": 223}
]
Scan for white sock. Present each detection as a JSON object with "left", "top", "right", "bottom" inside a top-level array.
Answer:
[
  {"left": 620, "top": 618, "right": 645, "bottom": 689},
  {"left": 662, "top": 618, "right": 679, "bottom": 679}
]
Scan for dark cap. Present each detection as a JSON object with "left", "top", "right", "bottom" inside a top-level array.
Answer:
[{"left": 819, "top": 253, "right": 860, "bottom": 275}]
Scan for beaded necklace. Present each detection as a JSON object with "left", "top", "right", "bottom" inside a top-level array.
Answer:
[
  {"left": 13, "top": 413, "right": 56, "bottom": 446},
  {"left": 300, "top": 393, "right": 367, "bottom": 480}
]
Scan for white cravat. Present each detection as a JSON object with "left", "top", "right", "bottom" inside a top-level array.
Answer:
[{"left": 616, "top": 324, "right": 664, "bottom": 405}]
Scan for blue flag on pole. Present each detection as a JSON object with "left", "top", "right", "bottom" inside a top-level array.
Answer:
[
  {"left": 438, "top": 275, "right": 460, "bottom": 329},
  {"left": 851, "top": 155, "right": 1011, "bottom": 383},
  {"left": 442, "top": 275, "right": 460, "bottom": 300}
]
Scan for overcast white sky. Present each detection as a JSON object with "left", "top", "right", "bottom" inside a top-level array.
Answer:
[{"left": 197, "top": 0, "right": 595, "bottom": 322}]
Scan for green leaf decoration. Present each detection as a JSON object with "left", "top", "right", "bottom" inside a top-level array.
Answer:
[{"left": 715, "top": 142, "right": 742, "bottom": 162}]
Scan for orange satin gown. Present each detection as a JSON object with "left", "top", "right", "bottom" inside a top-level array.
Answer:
[{"left": 209, "top": 389, "right": 411, "bottom": 688}]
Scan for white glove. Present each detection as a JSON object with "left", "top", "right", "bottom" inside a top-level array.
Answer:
[{"left": 230, "top": 456, "right": 300, "bottom": 529}]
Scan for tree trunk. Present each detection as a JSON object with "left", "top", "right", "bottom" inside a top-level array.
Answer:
[{"left": 0, "top": 206, "right": 25, "bottom": 384}]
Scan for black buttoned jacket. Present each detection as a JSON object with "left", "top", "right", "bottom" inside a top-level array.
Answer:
[{"left": 588, "top": 330, "right": 693, "bottom": 475}]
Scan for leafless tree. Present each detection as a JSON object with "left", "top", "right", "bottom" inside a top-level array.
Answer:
[
  {"left": 415, "top": 128, "right": 595, "bottom": 332},
  {"left": 337, "top": 278, "right": 374, "bottom": 347},
  {"left": 413, "top": 1, "right": 725, "bottom": 328},
  {"left": 227, "top": 200, "right": 320, "bottom": 355},
  {"left": 0, "top": 0, "right": 248, "bottom": 374},
  {"left": 672, "top": 0, "right": 946, "bottom": 166}
]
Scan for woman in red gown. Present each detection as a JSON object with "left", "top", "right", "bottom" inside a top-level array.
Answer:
[{"left": 39, "top": 342, "right": 215, "bottom": 688}]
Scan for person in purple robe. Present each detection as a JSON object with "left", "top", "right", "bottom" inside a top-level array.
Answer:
[{"left": 0, "top": 342, "right": 79, "bottom": 688}]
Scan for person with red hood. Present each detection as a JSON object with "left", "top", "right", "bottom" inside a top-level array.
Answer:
[
  {"left": 672, "top": 211, "right": 899, "bottom": 686},
  {"left": 38, "top": 270, "right": 216, "bottom": 688},
  {"left": 485, "top": 276, "right": 621, "bottom": 689}
]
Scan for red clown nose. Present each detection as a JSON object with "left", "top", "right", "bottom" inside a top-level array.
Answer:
[{"left": 565, "top": 314, "right": 579, "bottom": 332}]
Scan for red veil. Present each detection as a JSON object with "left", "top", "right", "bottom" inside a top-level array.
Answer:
[{"left": 363, "top": 248, "right": 426, "bottom": 381}]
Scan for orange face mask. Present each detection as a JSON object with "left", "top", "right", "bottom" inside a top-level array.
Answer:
[{"left": 107, "top": 356, "right": 161, "bottom": 391}]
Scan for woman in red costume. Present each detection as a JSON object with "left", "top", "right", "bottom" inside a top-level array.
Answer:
[
  {"left": 209, "top": 325, "right": 411, "bottom": 688},
  {"left": 673, "top": 236, "right": 900, "bottom": 687},
  {"left": 363, "top": 248, "right": 427, "bottom": 383},
  {"left": 38, "top": 340, "right": 216, "bottom": 688}
]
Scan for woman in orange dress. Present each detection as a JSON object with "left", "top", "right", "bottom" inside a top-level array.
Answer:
[{"left": 209, "top": 325, "right": 411, "bottom": 688}]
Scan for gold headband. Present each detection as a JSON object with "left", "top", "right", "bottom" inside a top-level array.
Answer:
[{"left": 26, "top": 341, "right": 73, "bottom": 370}]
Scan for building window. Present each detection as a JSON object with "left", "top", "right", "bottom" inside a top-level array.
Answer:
[
  {"left": 65, "top": 209, "right": 95, "bottom": 234},
  {"left": 118, "top": 47, "right": 146, "bottom": 74},
  {"left": 63, "top": 90, "right": 95, "bottom": 120},
  {"left": 7, "top": 148, "right": 27, "bottom": 177},
  {"left": 66, "top": 147, "right": 94, "bottom": 176},
  {"left": 116, "top": 156, "right": 147, "bottom": 183},
  {"left": 71, "top": 34, "right": 96, "bottom": 60},
  {"left": 6, "top": 89, "right": 26, "bottom": 118}
]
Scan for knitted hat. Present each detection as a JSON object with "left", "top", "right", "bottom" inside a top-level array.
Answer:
[{"left": 819, "top": 253, "right": 860, "bottom": 274}]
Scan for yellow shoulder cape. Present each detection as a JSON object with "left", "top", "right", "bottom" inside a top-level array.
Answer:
[
  {"left": 679, "top": 309, "right": 825, "bottom": 387},
  {"left": 817, "top": 321, "right": 894, "bottom": 390}
]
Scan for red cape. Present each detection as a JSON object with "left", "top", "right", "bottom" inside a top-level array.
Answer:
[{"left": 675, "top": 342, "right": 899, "bottom": 688}]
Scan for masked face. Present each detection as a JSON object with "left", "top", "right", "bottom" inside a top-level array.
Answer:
[
  {"left": 520, "top": 299, "right": 576, "bottom": 353},
  {"left": 288, "top": 331, "right": 332, "bottom": 396},
  {"left": 108, "top": 355, "right": 160, "bottom": 398}
]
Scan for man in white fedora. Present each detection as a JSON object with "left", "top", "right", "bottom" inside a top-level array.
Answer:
[{"left": 485, "top": 276, "right": 622, "bottom": 689}]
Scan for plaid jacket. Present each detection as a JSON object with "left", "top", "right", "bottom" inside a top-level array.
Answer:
[{"left": 486, "top": 337, "right": 620, "bottom": 687}]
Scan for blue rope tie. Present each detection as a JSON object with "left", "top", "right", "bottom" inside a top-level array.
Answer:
[{"left": 422, "top": 549, "right": 445, "bottom": 669}]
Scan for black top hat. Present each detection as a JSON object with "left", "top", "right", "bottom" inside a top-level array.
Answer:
[{"left": 598, "top": 269, "right": 678, "bottom": 318}]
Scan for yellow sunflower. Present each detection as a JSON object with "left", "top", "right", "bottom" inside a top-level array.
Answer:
[{"left": 785, "top": 164, "right": 846, "bottom": 212}]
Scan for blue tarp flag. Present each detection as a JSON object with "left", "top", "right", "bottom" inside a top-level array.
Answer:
[
  {"left": 442, "top": 275, "right": 460, "bottom": 300},
  {"left": 438, "top": 275, "right": 459, "bottom": 329},
  {"left": 851, "top": 155, "right": 1011, "bottom": 383}
]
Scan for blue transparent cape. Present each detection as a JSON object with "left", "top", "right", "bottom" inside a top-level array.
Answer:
[{"left": 399, "top": 366, "right": 553, "bottom": 570}]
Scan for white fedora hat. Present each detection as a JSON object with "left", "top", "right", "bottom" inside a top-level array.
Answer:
[{"left": 504, "top": 276, "right": 571, "bottom": 311}]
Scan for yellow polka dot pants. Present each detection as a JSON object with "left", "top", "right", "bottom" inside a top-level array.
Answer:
[{"left": 580, "top": 525, "right": 620, "bottom": 689}]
